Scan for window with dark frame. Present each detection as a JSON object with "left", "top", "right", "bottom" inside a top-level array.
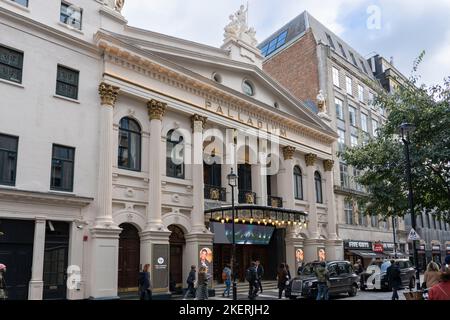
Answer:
[
  {"left": 0, "top": 134, "right": 18, "bottom": 186},
  {"left": 60, "top": 1, "right": 83, "bottom": 30},
  {"left": 349, "top": 52, "right": 357, "bottom": 66},
  {"left": 50, "top": 144, "right": 75, "bottom": 192},
  {"left": 345, "top": 201, "right": 353, "bottom": 225},
  {"left": 314, "top": 171, "right": 323, "bottom": 204},
  {"left": 56, "top": 65, "right": 79, "bottom": 99},
  {"left": 118, "top": 117, "right": 141, "bottom": 171},
  {"left": 260, "top": 30, "right": 288, "bottom": 57},
  {"left": 10, "top": 0, "right": 28, "bottom": 7},
  {"left": 294, "top": 165, "right": 303, "bottom": 200},
  {"left": 326, "top": 33, "right": 335, "bottom": 49},
  {"left": 338, "top": 43, "right": 347, "bottom": 58},
  {"left": 0, "top": 45, "right": 23, "bottom": 83},
  {"left": 166, "top": 129, "right": 184, "bottom": 179}
]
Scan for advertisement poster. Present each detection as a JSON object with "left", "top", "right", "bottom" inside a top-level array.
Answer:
[
  {"left": 318, "top": 248, "right": 326, "bottom": 262},
  {"left": 199, "top": 246, "right": 213, "bottom": 287},
  {"left": 295, "top": 248, "right": 304, "bottom": 273}
]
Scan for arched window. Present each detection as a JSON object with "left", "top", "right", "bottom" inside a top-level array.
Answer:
[
  {"left": 118, "top": 117, "right": 141, "bottom": 171},
  {"left": 166, "top": 129, "right": 184, "bottom": 179},
  {"left": 294, "top": 166, "right": 303, "bottom": 200},
  {"left": 314, "top": 171, "right": 323, "bottom": 204}
]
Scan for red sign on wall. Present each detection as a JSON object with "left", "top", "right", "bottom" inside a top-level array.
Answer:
[{"left": 373, "top": 243, "right": 384, "bottom": 253}]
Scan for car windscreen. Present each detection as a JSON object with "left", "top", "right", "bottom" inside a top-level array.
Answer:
[{"left": 301, "top": 264, "right": 318, "bottom": 276}]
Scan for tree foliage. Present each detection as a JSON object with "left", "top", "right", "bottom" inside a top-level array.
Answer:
[{"left": 342, "top": 54, "right": 450, "bottom": 223}]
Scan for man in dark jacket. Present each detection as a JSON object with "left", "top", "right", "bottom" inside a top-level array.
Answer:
[
  {"left": 246, "top": 261, "right": 258, "bottom": 300},
  {"left": 387, "top": 260, "right": 401, "bottom": 300},
  {"left": 255, "top": 260, "right": 264, "bottom": 294},
  {"left": 315, "top": 262, "right": 329, "bottom": 300},
  {"left": 138, "top": 264, "right": 151, "bottom": 300},
  {"left": 183, "top": 265, "right": 196, "bottom": 299}
]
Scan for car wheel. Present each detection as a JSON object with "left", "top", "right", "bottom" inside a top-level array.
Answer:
[
  {"left": 409, "top": 277, "right": 415, "bottom": 290},
  {"left": 348, "top": 284, "right": 358, "bottom": 297}
]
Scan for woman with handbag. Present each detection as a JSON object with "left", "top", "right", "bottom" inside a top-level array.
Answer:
[
  {"left": 423, "top": 261, "right": 441, "bottom": 289},
  {"left": 0, "top": 264, "right": 7, "bottom": 300},
  {"left": 277, "top": 263, "right": 289, "bottom": 299}
]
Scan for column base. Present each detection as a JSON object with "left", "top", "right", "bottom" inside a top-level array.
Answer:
[
  {"left": 303, "top": 239, "right": 326, "bottom": 263},
  {"left": 28, "top": 280, "right": 44, "bottom": 300}
]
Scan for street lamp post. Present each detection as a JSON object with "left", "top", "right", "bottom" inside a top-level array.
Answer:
[
  {"left": 400, "top": 122, "right": 420, "bottom": 290},
  {"left": 392, "top": 216, "right": 398, "bottom": 259},
  {"left": 227, "top": 168, "right": 238, "bottom": 300}
]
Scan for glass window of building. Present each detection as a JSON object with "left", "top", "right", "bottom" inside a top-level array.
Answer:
[
  {"left": 314, "top": 171, "right": 323, "bottom": 204},
  {"left": 0, "top": 45, "right": 23, "bottom": 83},
  {"left": 294, "top": 166, "right": 303, "bottom": 200},
  {"left": 56, "top": 65, "right": 79, "bottom": 100},
  {"left": 166, "top": 129, "right": 184, "bottom": 179},
  {"left": 346, "top": 76, "right": 352, "bottom": 95},
  {"left": 351, "top": 135, "right": 358, "bottom": 148},
  {"left": 358, "top": 85, "right": 364, "bottom": 102},
  {"left": 372, "top": 119, "right": 379, "bottom": 137},
  {"left": 326, "top": 33, "right": 335, "bottom": 49},
  {"left": 345, "top": 201, "right": 353, "bottom": 225},
  {"left": 118, "top": 117, "right": 141, "bottom": 171},
  {"left": 338, "top": 43, "right": 347, "bottom": 58},
  {"left": 340, "top": 162, "right": 349, "bottom": 188},
  {"left": 50, "top": 144, "right": 75, "bottom": 192},
  {"left": 242, "top": 80, "right": 254, "bottom": 96},
  {"left": 338, "top": 129, "right": 346, "bottom": 152},
  {"left": 361, "top": 113, "right": 368, "bottom": 132},
  {"left": 335, "top": 98, "right": 344, "bottom": 119},
  {"left": 332, "top": 67, "right": 340, "bottom": 87},
  {"left": 60, "top": 1, "right": 82, "bottom": 30},
  {"left": 349, "top": 52, "right": 357, "bottom": 66},
  {"left": 358, "top": 212, "right": 366, "bottom": 226},
  {"left": 10, "top": 0, "right": 28, "bottom": 7},
  {"left": 368, "top": 92, "right": 375, "bottom": 107},
  {"left": 371, "top": 214, "right": 379, "bottom": 228},
  {"left": 349, "top": 106, "right": 357, "bottom": 126},
  {"left": 0, "top": 133, "right": 18, "bottom": 186},
  {"left": 360, "top": 59, "right": 368, "bottom": 74}
]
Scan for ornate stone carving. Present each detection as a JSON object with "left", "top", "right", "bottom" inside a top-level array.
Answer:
[
  {"left": 317, "top": 90, "right": 327, "bottom": 113},
  {"left": 191, "top": 114, "right": 208, "bottom": 132},
  {"left": 147, "top": 99, "right": 167, "bottom": 121},
  {"left": 224, "top": 5, "right": 258, "bottom": 48},
  {"left": 210, "top": 188, "right": 220, "bottom": 201},
  {"left": 98, "top": 82, "right": 119, "bottom": 106},
  {"left": 115, "top": 0, "right": 124, "bottom": 12},
  {"left": 323, "top": 159, "right": 334, "bottom": 171},
  {"left": 282, "top": 146, "right": 296, "bottom": 160},
  {"left": 245, "top": 192, "right": 255, "bottom": 204},
  {"left": 305, "top": 153, "right": 317, "bottom": 166}
]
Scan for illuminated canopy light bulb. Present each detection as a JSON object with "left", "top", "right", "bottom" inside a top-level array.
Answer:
[
  {"left": 268, "top": 219, "right": 272, "bottom": 223},
  {"left": 293, "top": 221, "right": 297, "bottom": 225},
  {"left": 242, "top": 219, "right": 246, "bottom": 224},
  {"left": 221, "top": 219, "right": 225, "bottom": 224},
  {"left": 250, "top": 218, "right": 254, "bottom": 224},
  {"left": 304, "top": 222, "right": 307, "bottom": 227},
  {"left": 287, "top": 221, "right": 291, "bottom": 225},
  {"left": 235, "top": 218, "right": 239, "bottom": 223},
  {"left": 226, "top": 217, "right": 230, "bottom": 222}
]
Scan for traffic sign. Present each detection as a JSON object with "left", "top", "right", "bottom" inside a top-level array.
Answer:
[{"left": 408, "top": 228, "right": 421, "bottom": 241}]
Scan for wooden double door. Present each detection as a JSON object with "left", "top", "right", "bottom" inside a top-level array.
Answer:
[{"left": 118, "top": 224, "right": 140, "bottom": 292}]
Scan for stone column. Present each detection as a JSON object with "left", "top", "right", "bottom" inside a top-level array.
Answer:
[
  {"left": 222, "top": 129, "right": 238, "bottom": 204},
  {"left": 95, "top": 83, "right": 120, "bottom": 227},
  {"left": 305, "top": 153, "right": 319, "bottom": 239},
  {"left": 252, "top": 163, "right": 267, "bottom": 205},
  {"left": 191, "top": 114, "right": 208, "bottom": 233},
  {"left": 277, "top": 146, "right": 296, "bottom": 209},
  {"left": 28, "top": 218, "right": 46, "bottom": 300}
]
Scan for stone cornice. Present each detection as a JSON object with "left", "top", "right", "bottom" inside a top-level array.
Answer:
[{"left": 95, "top": 32, "right": 337, "bottom": 144}]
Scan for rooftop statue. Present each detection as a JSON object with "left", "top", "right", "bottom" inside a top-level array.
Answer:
[
  {"left": 224, "top": 4, "right": 258, "bottom": 48},
  {"left": 104, "top": 0, "right": 124, "bottom": 13}
]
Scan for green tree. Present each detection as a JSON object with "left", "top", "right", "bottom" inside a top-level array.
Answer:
[{"left": 342, "top": 55, "right": 450, "bottom": 223}]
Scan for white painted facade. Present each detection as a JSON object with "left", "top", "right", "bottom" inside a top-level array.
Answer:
[{"left": 0, "top": 0, "right": 342, "bottom": 300}]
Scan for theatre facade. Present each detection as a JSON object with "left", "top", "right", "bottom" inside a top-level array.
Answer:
[{"left": 0, "top": 1, "right": 342, "bottom": 299}]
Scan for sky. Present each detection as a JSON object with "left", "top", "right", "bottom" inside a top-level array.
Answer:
[{"left": 122, "top": 0, "right": 450, "bottom": 87}]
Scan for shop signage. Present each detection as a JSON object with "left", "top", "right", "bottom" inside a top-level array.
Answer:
[
  {"left": 432, "top": 245, "right": 441, "bottom": 252},
  {"left": 446, "top": 245, "right": 450, "bottom": 254},
  {"left": 373, "top": 243, "right": 384, "bottom": 253},
  {"left": 344, "top": 240, "right": 371, "bottom": 250},
  {"left": 383, "top": 243, "right": 395, "bottom": 251},
  {"left": 418, "top": 244, "right": 426, "bottom": 251}
]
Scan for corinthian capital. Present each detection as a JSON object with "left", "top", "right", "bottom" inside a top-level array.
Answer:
[
  {"left": 147, "top": 99, "right": 167, "bottom": 121},
  {"left": 323, "top": 159, "right": 334, "bottom": 171},
  {"left": 98, "top": 82, "right": 120, "bottom": 106},
  {"left": 191, "top": 114, "right": 208, "bottom": 132},
  {"left": 305, "top": 153, "right": 317, "bottom": 166},
  {"left": 282, "top": 146, "right": 296, "bottom": 160}
]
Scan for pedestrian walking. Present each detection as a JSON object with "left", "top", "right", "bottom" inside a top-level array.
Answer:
[
  {"left": 315, "top": 261, "right": 329, "bottom": 300},
  {"left": 195, "top": 266, "right": 209, "bottom": 300},
  {"left": 0, "top": 264, "right": 7, "bottom": 300},
  {"left": 423, "top": 261, "right": 441, "bottom": 289},
  {"left": 246, "top": 261, "right": 258, "bottom": 300},
  {"left": 386, "top": 260, "right": 401, "bottom": 300},
  {"left": 353, "top": 259, "right": 364, "bottom": 275},
  {"left": 183, "top": 265, "right": 196, "bottom": 299},
  {"left": 277, "top": 263, "right": 289, "bottom": 299},
  {"left": 221, "top": 264, "right": 232, "bottom": 298},
  {"left": 256, "top": 260, "right": 264, "bottom": 294},
  {"left": 428, "top": 265, "right": 450, "bottom": 300},
  {"left": 138, "top": 264, "right": 152, "bottom": 300}
]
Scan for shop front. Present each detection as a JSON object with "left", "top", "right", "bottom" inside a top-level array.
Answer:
[
  {"left": 446, "top": 242, "right": 450, "bottom": 257},
  {"left": 344, "top": 240, "right": 407, "bottom": 268},
  {"left": 431, "top": 243, "right": 442, "bottom": 265}
]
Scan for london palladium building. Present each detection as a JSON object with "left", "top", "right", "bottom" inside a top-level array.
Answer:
[{"left": 0, "top": 0, "right": 342, "bottom": 299}]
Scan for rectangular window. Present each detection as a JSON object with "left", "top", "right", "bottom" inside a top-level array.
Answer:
[
  {"left": 361, "top": 113, "right": 368, "bottom": 132},
  {"left": 340, "top": 162, "right": 349, "bottom": 188},
  {"left": 338, "top": 43, "right": 347, "bottom": 58},
  {"left": 276, "top": 30, "right": 288, "bottom": 49},
  {"left": 0, "top": 133, "right": 18, "bottom": 186},
  {"left": 372, "top": 119, "right": 379, "bottom": 137},
  {"left": 371, "top": 215, "right": 379, "bottom": 228},
  {"left": 338, "top": 130, "right": 346, "bottom": 152},
  {"left": 358, "top": 212, "right": 366, "bottom": 227},
  {"left": 335, "top": 98, "right": 344, "bottom": 120},
  {"left": 368, "top": 92, "right": 375, "bottom": 107},
  {"left": 60, "top": 1, "right": 83, "bottom": 30},
  {"left": 344, "top": 201, "right": 353, "bottom": 225},
  {"left": 360, "top": 59, "right": 368, "bottom": 74},
  {"left": 332, "top": 67, "right": 340, "bottom": 87},
  {"left": 56, "top": 65, "right": 79, "bottom": 99},
  {"left": 358, "top": 85, "right": 364, "bottom": 102},
  {"left": 349, "top": 52, "right": 357, "bottom": 66},
  {"left": 349, "top": 106, "right": 357, "bottom": 126},
  {"left": 326, "top": 33, "right": 335, "bottom": 49},
  {"left": 346, "top": 76, "right": 352, "bottom": 95},
  {"left": 350, "top": 135, "right": 358, "bottom": 148},
  {"left": 0, "top": 45, "right": 24, "bottom": 83},
  {"left": 50, "top": 144, "right": 75, "bottom": 192},
  {"left": 10, "top": 0, "right": 29, "bottom": 6}
]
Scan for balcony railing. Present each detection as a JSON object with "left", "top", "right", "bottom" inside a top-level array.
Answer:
[
  {"left": 268, "top": 196, "right": 283, "bottom": 208},
  {"left": 238, "top": 190, "right": 256, "bottom": 204},
  {"left": 204, "top": 184, "right": 226, "bottom": 201}
]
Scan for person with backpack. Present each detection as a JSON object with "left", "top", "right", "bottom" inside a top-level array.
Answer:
[
  {"left": 255, "top": 260, "right": 264, "bottom": 294},
  {"left": 183, "top": 265, "right": 196, "bottom": 299},
  {"left": 387, "top": 260, "right": 401, "bottom": 300},
  {"left": 222, "top": 264, "right": 232, "bottom": 298},
  {"left": 246, "top": 261, "right": 258, "bottom": 300}
]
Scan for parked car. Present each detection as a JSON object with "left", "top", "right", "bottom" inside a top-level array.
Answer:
[
  {"left": 359, "top": 259, "right": 416, "bottom": 291},
  {"left": 288, "top": 261, "right": 359, "bottom": 299}
]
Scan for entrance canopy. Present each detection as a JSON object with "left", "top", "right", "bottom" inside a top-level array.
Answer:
[
  {"left": 205, "top": 205, "right": 308, "bottom": 227},
  {"left": 348, "top": 250, "right": 384, "bottom": 259}
]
